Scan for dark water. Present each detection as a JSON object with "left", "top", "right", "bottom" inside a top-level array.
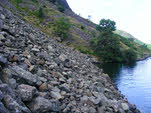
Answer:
[{"left": 101, "top": 58, "right": 151, "bottom": 113}]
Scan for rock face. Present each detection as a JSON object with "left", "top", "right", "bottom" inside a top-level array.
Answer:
[{"left": 0, "top": 1, "right": 140, "bottom": 113}]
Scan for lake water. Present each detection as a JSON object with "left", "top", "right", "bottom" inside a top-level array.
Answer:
[{"left": 101, "top": 58, "right": 151, "bottom": 113}]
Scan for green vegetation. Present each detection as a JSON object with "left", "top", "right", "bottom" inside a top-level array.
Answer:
[
  {"left": 16, "top": 0, "right": 22, "bottom": 4},
  {"left": 31, "top": 0, "right": 38, "bottom": 3},
  {"left": 90, "top": 19, "right": 140, "bottom": 63},
  {"left": 37, "top": 7, "right": 44, "bottom": 18},
  {"left": 90, "top": 32, "right": 139, "bottom": 62},
  {"left": 91, "top": 32, "right": 123, "bottom": 62},
  {"left": 53, "top": 17, "right": 71, "bottom": 41},
  {"left": 123, "top": 49, "right": 137, "bottom": 63},
  {"left": 58, "top": 4, "right": 65, "bottom": 12},
  {"left": 96, "top": 19, "right": 116, "bottom": 33}
]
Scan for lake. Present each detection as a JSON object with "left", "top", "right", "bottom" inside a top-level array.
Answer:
[{"left": 101, "top": 57, "right": 151, "bottom": 113}]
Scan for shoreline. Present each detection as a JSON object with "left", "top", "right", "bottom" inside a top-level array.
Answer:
[{"left": 137, "top": 54, "right": 151, "bottom": 61}]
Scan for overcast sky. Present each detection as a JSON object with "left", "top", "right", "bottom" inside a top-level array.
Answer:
[{"left": 67, "top": 0, "right": 151, "bottom": 44}]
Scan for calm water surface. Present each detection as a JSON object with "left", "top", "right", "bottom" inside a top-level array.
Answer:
[{"left": 101, "top": 58, "right": 151, "bottom": 113}]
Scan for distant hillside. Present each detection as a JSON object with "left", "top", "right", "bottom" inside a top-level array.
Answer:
[{"left": 114, "top": 30, "right": 151, "bottom": 49}]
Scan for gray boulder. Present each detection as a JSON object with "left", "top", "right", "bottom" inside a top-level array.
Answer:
[
  {"left": 0, "top": 102, "right": 10, "bottom": 113},
  {"left": 18, "top": 84, "right": 37, "bottom": 101},
  {"left": 3, "top": 95, "right": 31, "bottom": 113},
  {"left": 28, "top": 97, "right": 60, "bottom": 113},
  {"left": 10, "top": 66, "right": 40, "bottom": 86}
]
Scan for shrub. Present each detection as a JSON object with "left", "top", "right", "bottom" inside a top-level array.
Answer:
[
  {"left": 16, "top": 0, "right": 22, "bottom": 4},
  {"left": 31, "top": 0, "right": 38, "bottom": 3},
  {"left": 58, "top": 5, "right": 65, "bottom": 12},
  {"left": 81, "top": 25, "right": 85, "bottom": 30},
  {"left": 37, "top": 7, "right": 44, "bottom": 18},
  {"left": 123, "top": 49, "right": 137, "bottom": 62},
  {"left": 53, "top": 17, "right": 71, "bottom": 41},
  {"left": 90, "top": 32, "right": 122, "bottom": 62}
]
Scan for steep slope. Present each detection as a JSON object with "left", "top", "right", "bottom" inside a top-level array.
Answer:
[
  {"left": 2, "top": 0, "right": 150, "bottom": 60},
  {"left": 0, "top": 1, "right": 140, "bottom": 113}
]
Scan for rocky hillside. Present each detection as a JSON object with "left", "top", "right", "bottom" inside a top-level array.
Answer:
[
  {"left": 0, "top": 1, "right": 140, "bottom": 113},
  {"left": 1, "top": 0, "right": 150, "bottom": 60}
]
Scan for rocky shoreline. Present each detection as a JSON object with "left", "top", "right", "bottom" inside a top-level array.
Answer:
[{"left": 0, "top": 3, "right": 140, "bottom": 113}]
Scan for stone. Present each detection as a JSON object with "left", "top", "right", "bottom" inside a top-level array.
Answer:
[
  {"left": 39, "top": 83, "right": 48, "bottom": 91},
  {"left": 18, "top": 84, "right": 37, "bottom": 101},
  {"left": 59, "top": 54, "right": 67, "bottom": 62},
  {"left": 0, "top": 102, "right": 10, "bottom": 113},
  {"left": 0, "top": 84, "right": 16, "bottom": 98},
  {"left": 0, "top": 55, "right": 7, "bottom": 67},
  {"left": 121, "top": 103, "right": 129, "bottom": 111},
  {"left": 1, "top": 14, "right": 5, "bottom": 19},
  {"left": 49, "top": 100, "right": 60, "bottom": 112},
  {"left": 31, "top": 48, "right": 40, "bottom": 52},
  {"left": 8, "top": 78, "right": 17, "bottom": 89},
  {"left": 89, "top": 107, "right": 97, "bottom": 113},
  {"left": 51, "top": 91, "right": 62, "bottom": 99},
  {"left": 89, "top": 96, "right": 101, "bottom": 105},
  {"left": 49, "top": 62, "right": 58, "bottom": 69},
  {"left": 48, "top": 45, "right": 54, "bottom": 52},
  {"left": 60, "top": 83, "right": 70, "bottom": 92},
  {"left": 97, "top": 106, "right": 105, "bottom": 113},
  {"left": 64, "top": 59, "right": 72, "bottom": 68},
  {"left": 10, "top": 66, "right": 40, "bottom": 85},
  {"left": 39, "top": 77, "right": 47, "bottom": 82},
  {"left": 0, "top": 34, "right": 5, "bottom": 40},
  {"left": 0, "top": 90, "right": 4, "bottom": 101},
  {"left": 28, "top": 97, "right": 55, "bottom": 113},
  {"left": 3, "top": 95, "right": 31, "bottom": 113},
  {"left": 37, "top": 68, "right": 46, "bottom": 77},
  {"left": 81, "top": 95, "right": 88, "bottom": 102}
]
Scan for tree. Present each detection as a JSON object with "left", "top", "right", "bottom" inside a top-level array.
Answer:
[
  {"left": 96, "top": 19, "right": 116, "bottom": 33},
  {"left": 91, "top": 32, "right": 122, "bottom": 62},
  {"left": 53, "top": 17, "right": 71, "bottom": 41}
]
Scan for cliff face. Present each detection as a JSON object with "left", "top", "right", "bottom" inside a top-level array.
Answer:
[{"left": 0, "top": 0, "right": 140, "bottom": 113}]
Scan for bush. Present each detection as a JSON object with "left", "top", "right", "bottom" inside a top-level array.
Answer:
[
  {"left": 90, "top": 32, "right": 122, "bottom": 62},
  {"left": 81, "top": 25, "right": 85, "bottom": 30},
  {"left": 38, "top": 7, "right": 44, "bottom": 18},
  {"left": 16, "top": 0, "right": 22, "bottom": 4},
  {"left": 123, "top": 49, "right": 137, "bottom": 62},
  {"left": 53, "top": 17, "right": 71, "bottom": 41},
  {"left": 33, "top": 7, "right": 44, "bottom": 19},
  {"left": 58, "top": 5, "right": 65, "bottom": 12},
  {"left": 31, "top": 0, "right": 38, "bottom": 3}
]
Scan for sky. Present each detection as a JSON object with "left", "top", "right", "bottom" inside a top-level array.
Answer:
[{"left": 66, "top": 0, "right": 151, "bottom": 44}]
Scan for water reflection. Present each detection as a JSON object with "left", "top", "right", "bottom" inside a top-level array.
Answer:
[{"left": 100, "top": 58, "right": 151, "bottom": 113}]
